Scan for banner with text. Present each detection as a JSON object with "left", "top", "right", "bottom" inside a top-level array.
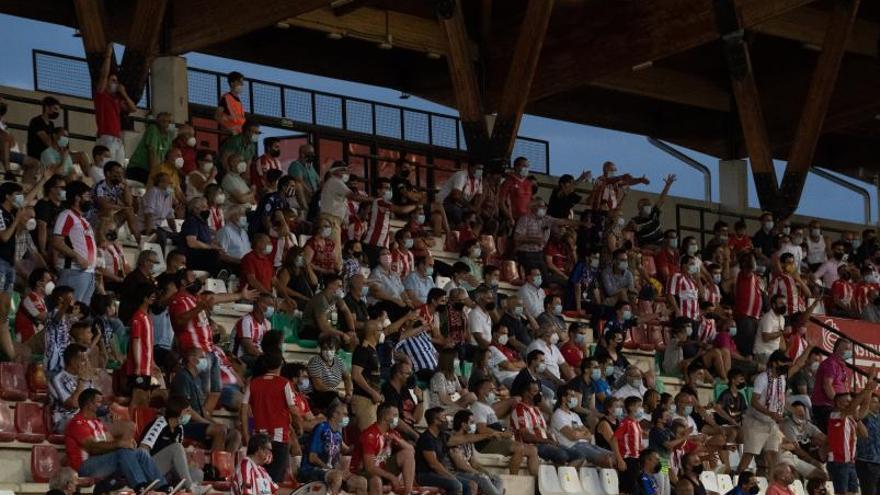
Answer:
[{"left": 806, "top": 316, "right": 880, "bottom": 385}]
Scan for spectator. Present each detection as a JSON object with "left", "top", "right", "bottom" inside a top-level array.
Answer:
[
  {"left": 805, "top": 220, "right": 828, "bottom": 270},
  {"left": 857, "top": 394, "right": 880, "bottom": 495},
  {"left": 26, "top": 96, "right": 61, "bottom": 159},
  {"left": 126, "top": 282, "right": 157, "bottom": 407},
  {"left": 177, "top": 196, "right": 231, "bottom": 273},
  {"left": 219, "top": 119, "right": 260, "bottom": 175},
  {"left": 381, "top": 361, "right": 425, "bottom": 443},
  {"left": 239, "top": 352, "right": 297, "bottom": 482},
  {"left": 588, "top": 161, "right": 649, "bottom": 222},
  {"left": 65, "top": 388, "right": 169, "bottom": 492},
  {"left": 351, "top": 401, "right": 417, "bottom": 495},
  {"left": 511, "top": 380, "right": 574, "bottom": 464},
  {"left": 734, "top": 253, "right": 765, "bottom": 358},
  {"left": 614, "top": 366, "right": 648, "bottom": 400},
  {"left": 14, "top": 268, "right": 52, "bottom": 343},
  {"left": 403, "top": 255, "right": 436, "bottom": 304},
  {"left": 397, "top": 291, "right": 443, "bottom": 380},
  {"left": 431, "top": 348, "right": 477, "bottom": 412},
  {"left": 603, "top": 248, "right": 636, "bottom": 306},
  {"left": 778, "top": 401, "right": 826, "bottom": 481},
  {"left": 253, "top": 137, "right": 283, "bottom": 195},
  {"left": 615, "top": 395, "right": 646, "bottom": 494},
  {"left": 215, "top": 71, "right": 246, "bottom": 134},
  {"left": 667, "top": 255, "right": 702, "bottom": 321},
  {"left": 139, "top": 172, "right": 178, "bottom": 246},
  {"left": 548, "top": 171, "right": 590, "bottom": 220},
  {"left": 449, "top": 409, "right": 505, "bottom": 495},
  {"left": 753, "top": 295, "right": 787, "bottom": 365},
  {"left": 185, "top": 151, "right": 216, "bottom": 201},
  {"left": 738, "top": 350, "right": 792, "bottom": 476},
  {"left": 240, "top": 233, "right": 274, "bottom": 293},
  {"left": 500, "top": 294, "right": 536, "bottom": 352},
  {"left": 139, "top": 395, "right": 204, "bottom": 493},
  {"left": 714, "top": 369, "right": 748, "bottom": 428},
  {"left": 146, "top": 149, "right": 185, "bottom": 207},
  {"left": 300, "top": 399, "right": 368, "bottom": 495},
  {"left": 567, "top": 357, "right": 610, "bottom": 415},
  {"left": 93, "top": 50, "right": 138, "bottom": 161},
  {"left": 729, "top": 472, "right": 760, "bottom": 495},
  {"left": 43, "top": 285, "right": 76, "bottom": 374},
  {"left": 233, "top": 293, "right": 273, "bottom": 369},
  {"left": 52, "top": 181, "right": 97, "bottom": 303},
  {"left": 771, "top": 253, "right": 809, "bottom": 317},
  {"left": 127, "top": 112, "right": 174, "bottom": 184},
  {"left": 117, "top": 250, "right": 158, "bottom": 323},
  {"left": 752, "top": 212, "right": 778, "bottom": 263},
  {"left": 49, "top": 343, "right": 94, "bottom": 433},
  {"left": 319, "top": 162, "right": 370, "bottom": 266},
  {"left": 275, "top": 246, "right": 317, "bottom": 309},
  {"left": 233, "top": 434, "right": 279, "bottom": 495},
  {"left": 287, "top": 144, "right": 319, "bottom": 204},
  {"left": 438, "top": 162, "right": 484, "bottom": 228},
  {"left": 570, "top": 249, "right": 603, "bottom": 316},
  {"left": 632, "top": 174, "right": 676, "bottom": 247},
  {"left": 95, "top": 225, "right": 130, "bottom": 293},
  {"left": 305, "top": 217, "right": 342, "bottom": 277},
  {"left": 369, "top": 247, "right": 418, "bottom": 320},
  {"left": 171, "top": 124, "right": 198, "bottom": 175},
  {"left": 300, "top": 274, "right": 355, "bottom": 344},
  {"left": 351, "top": 320, "right": 384, "bottom": 430},
  {"left": 767, "top": 464, "right": 797, "bottom": 495},
  {"left": 551, "top": 386, "right": 615, "bottom": 467},
  {"left": 526, "top": 325, "right": 574, "bottom": 388},
  {"left": 514, "top": 198, "right": 559, "bottom": 277},
  {"left": 307, "top": 334, "right": 352, "bottom": 411},
  {"left": 499, "top": 156, "right": 533, "bottom": 222},
  {"left": 637, "top": 449, "right": 662, "bottom": 495},
  {"left": 204, "top": 184, "right": 226, "bottom": 231},
  {"left": 814, "top": 241, "right": 847, "bottom": 289},
  {"left": 416, "top": 407, "right": 474, "bottom": 495},
  {"left": 390, "top": 228, "right": 416, "bottom": 278},
  {"left": 812, "top": 339, "right": 855, "bottom": 433},
  {"left": 34, "top": 174, "right": 66, "bottom": 257},
  {"left": 216, "top": 206, "right": 252, "bottom": 262},
  {"left": 221, "top": 152, "right": 257, "bottom": 206},
  {"left": 486, "top": 325, "right": 526, "bottom": 388},
  {"left": 518, "top": 267, "right": 546, "bottom": 320},
  {"left": 536, "top": 294, "right": 566, "bottom": 337}
]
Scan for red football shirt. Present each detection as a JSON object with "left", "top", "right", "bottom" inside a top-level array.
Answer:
[
  {"left": 168, "top": 291, "right": 212, "bottom": 352},
  {"left": 244, "top": 373, "right": 294, "bottom": 442},
  {"left": 560, "top": 341, "right": 585, "bottom": 368},
  {"left": 499, "top": 174, "right": 533, "bottom": 219},
  {"left": 126, "top": 308, "right": 154, "bottom": 376},
  {"left": 65, "top": 413, "right": 110, "bottom": 470},
  {"left": 240, "top": 251, "right": 274, "bottom": 290},
  {"left": 93, "top": 91, "right": 122, "bottom": 138},
  {"left": 350, "top": 423, "right": 397, "bottom": 474}
]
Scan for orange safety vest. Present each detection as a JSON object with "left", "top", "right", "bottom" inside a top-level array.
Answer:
[{"left": 221, "top": 92, "right": 246, "bottom": 134}]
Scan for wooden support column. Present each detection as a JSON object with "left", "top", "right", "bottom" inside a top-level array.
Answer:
[
  {"left": 72, "top": 0, "right": 114, "bottom": 83},
  {"left": 118, "top": 0, "right": 169, "bottom": 105},
  {"left": 440, "top": 0, "right": 491, "bottom": 161},
  {"left": 777, "top": 0, "right": 862, "bottom": 219},
  {"left": 715, "top": 0, "right": 779, "bottom": 213},
  {"left": 489, "top": 0, "right": 555, "bottom": 160}
]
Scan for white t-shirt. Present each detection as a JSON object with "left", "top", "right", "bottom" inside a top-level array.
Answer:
[
  {"left": 751, "top": 371, "right": 786, "bottom": 422},
  {"left": 806, "top": 236, "right": 827, "bottom": 265},
  {"left": 518, "top": 283, "right": 546, "bottom": 319},
  {"left": 487, "top": 346, "right": 520, "bottom": 383},
  {"left": 550, "top": 408, "right": 587, "bottom": 448},
  {"left": 318, "top": 176, "right": 351, "bottom": 219},
  {"left": 470, "top": 400, "right": 500, "bottom": 427},
  {"left": 526, "top": 339, "right": 566, "bottom": 379},
  {"left": 468, "top": 306, "right": 492, "bottom": 346},
  {"left": 754, "top": 310, "right": 785, "bottom": 357},
  {"left": 436, "top": 170, "right": 483, "bottom": 203}
]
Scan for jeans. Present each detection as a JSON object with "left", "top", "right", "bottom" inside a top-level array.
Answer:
[
  {"left": 567, "top": 441, "right": 614, "bottom": 465},
  {"left": 455, "top": 471, "right": 503, "bottom": 495},
  {"left": 857, "top": 460, "right": 880, "bottom": 495},
  {"left": 79, "top": 448, "right": 166, "bottom": 489},
  {"left": 199, "top": 350, "right": 221, "bottom": 394},
  {"left": 416, "top": 472, "right": 473, "bottom": 495},
  {"left": 58, "top": 268, "right": 96, "bottom": 304},
  {"left": 153, "top": 443, "right": 202, "bottom": 489}
]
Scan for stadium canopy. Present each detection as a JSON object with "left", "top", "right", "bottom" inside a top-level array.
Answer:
[{"left": 2, "top": 0, "right": 879, "bottom": 217}]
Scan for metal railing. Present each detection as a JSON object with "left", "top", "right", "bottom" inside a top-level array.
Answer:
[
  {"left": 31, "top": 49, "right": 551, "bottom": 173},
  {"left": 810, "top": 317, "right": 880, "bottom": 384}
]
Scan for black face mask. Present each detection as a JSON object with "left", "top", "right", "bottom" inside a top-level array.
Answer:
[
  {"left": 269, "top": 148, "right": 281, "bottom": 158},
  {"left": 399, "top": 170, "right": 411, "bottom": 178},
  {"left": 304, "top": 154, "right": 316, "bottom": 164},
  {"left": 187, "top": 280, "right": 203, "bottom": 295},
  {"left": 748, "top": 487, "right": 760, "bottom": 495},
  {"left": 199, "top": 210, "right": 210, "bottom": 221},
  {"left": 105, "top": 231, "right": 118, "bottom": 242},
  {"left": 150, "top": 302, "right": 165, "bottom": 315},
  {"left": 484, "top": 302, "right": 496, "bottom": 311},
  {"left": 452, "top": 302, "right": 465, "bottom": 311},
  {"left": 533, "top": 392, "right": 543, "bottom": 404},
  {"left": 691, "top": 465, "right": 703, "bottom": 475},
  {"left": 653, "top": 463, "right": 662, "bottom": 474},
  {"left": 48, "top": 111, "right": 60, "bottom": 120}
]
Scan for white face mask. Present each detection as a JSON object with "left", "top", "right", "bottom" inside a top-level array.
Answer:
[
  {"left": 550, "top": 333, "right": 560, "bottom": 345},
  {"left": 497, "top": 334, "right": 508, "bottom": 345},
  {"left": 186, "top": 136, "right": 197, "bottom": 147},
  {"left": 200, "top": 162, "right": 213, "bottom": 174},
  {"left": 536, "top": 208, "right": 547, "bottom": 218},
  {"left": 378, "top": 331, "right": 386, "bottom": 344},
  {"left": 174, "top": 157, "right": 185, "bottom": 169},
  {"left": 263, "top": 244, "right": 272, "bottom": 255},
  {"left": 214, "top": 193, "right": 226, "bottom": 205},
  {"left": 44, "top": 281, "right": 55, "bottom": 295},
  {"left": 641, "top": 205, "right": 652, "bottom": 216},
  {"left": 321, "top": 226, "right": 332, "bottom": 238},
  {"left": 25, "top": 218, "right": 36, "bottom": 231},
  {"left": 236, "top": 161, "right": 248, "bottom": 174},
  {"left": 322, "top": 349, "right": 336, "bottom": 361}
]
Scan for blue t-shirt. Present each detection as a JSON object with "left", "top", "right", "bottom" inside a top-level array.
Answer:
[
  {"left": 639, "top": 473, "right": 658, "bottom": 495},
  {"left": 858, "top": 412, "right": 880, "bottom": 464},
  {"left": 301, "top": 421, "right": 343, "bottom": 470}
]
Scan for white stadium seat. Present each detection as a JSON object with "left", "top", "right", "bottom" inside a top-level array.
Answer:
[
  {"left": 599, "top": 468, "right": 619, "bottom": 495},
  {"left": 580, "top": 467, "right": 603, "bottom": 495},
  {"left": 699, "top": 471, "right": 719, "bottom": 494},
  {"left": 538, "top": 465, "right": 565, "bottom": 495},
  {"left": 558, "top": 466, "right": 586, "bottom": 495},
  {"left": 717, "top": 474, "right": 734, "bottom": 493},
  {"left": 757, "top": 477, "right": 769, "bottom": 495}
]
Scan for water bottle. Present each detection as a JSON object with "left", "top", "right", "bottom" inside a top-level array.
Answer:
[{"left": 228, "top": 274, "right": 239, "bottom": 294}]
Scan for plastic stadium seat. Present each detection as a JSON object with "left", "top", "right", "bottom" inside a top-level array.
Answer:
[
  {"left": 15, "top": 401, "right": 47, "bottom": 443},
  {"left": 558, "top": 466, "right": 586, "bottom": 495},
  {"left": 579, "top": 467, "right": 603, "bottom": 495},
  {"left": 500, "top": 260, "right": 521, "bottom": 285},
  {"left": 538, "top": 465, "right": 565, "bottom": 495},
  {"left": 0, "top": 362, "right": 28, "bottom": 401},
  {"left": 444, "top": 230, "right": 460, "bottom": 253},
  {"left": 757, "top": 477, "right": 769, "bottom": 495},
  {"left": 599, "top": 468, "right": 619, "bottom": 495},
  {"left": 205, "top": 278, "right": 227, "bottom": 294},
  {"left": 132, "top": 406, "right": 157, "bottom": 440},
  {"left": 825, "top": 481, "right": 834, "bottom": 495},
  {"left": 792, "top": 479, "right": 806, "bottom": 495},
  {"left": 212, "top": 450, "right": 234, "bottom": 491},
  {"left": 31, "top": 444, "right": 62, "bottom": 482},
  {"left": 717, "top": 474, "right": 734, "bottom": 494},
  {"left": 94, "top": 369, "right": 115, "bottom": 401},
  {"left": 27, "top": 362, "right": 48, "bottom": 402},
  {"left": 44, "top": 404, "right": 65, "bottom": 444},
  {"left": 0, "top": 403, "right": 16, "bottom": 442},
  {"left": 699, "top": 471, "right": 719, "bottom": 493}
]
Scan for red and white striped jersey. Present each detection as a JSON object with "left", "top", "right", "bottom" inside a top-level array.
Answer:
[
  {"left": 213, "top": 346, "right": 239, "bottom": 387},
  {"left": 511, "top": 402, "right": 548, "bottom": 441},
  {"left": 234, "top": 313, "right": 271, "bottom": 357},
  {"left": 702, "top": 283, "right": 721, "bottom": 307},
  {"left": 787, "top": 333, "right": 808, "bottom": 362},
  {"left": 345, "top": 199, "right": 365, "bottom": 243},
  {"left": 363, "top": 199, "right": 393, "bottom": 248},
  {"left": 53, "top": 209, "right": 97, "bottom": 272},
  {"left": 168, "top": 291, "right": 212, "bottom": 352},
  {"left": 233, "top": 456, "right": 278, "bottom": 495},
  {"left": 697, "top": 316, "right": 717, "bottom": 345},
  {"left": 256, "top": 154, "right": 281, "bottom": 177},
  {"left": 831, "top": 279, "right": 854, "bottom": 310},
  {"left": 270, "top": 233, "right": 297, "bottom": 268},
  {"left": 589, "top": 175, "right": 621, "bottom": 211},
  {"left": 15, "top": 290, "right": 46, "bottom": 342},
  {"left": 243, "top": 373, "right": 295, "bottom": 442},
  {"left": 735, "top": 271, "right": 763, "bottom": 319},
  {"left": 827, "top": 412, "right": 857, "bottom": 463},
  {"left": 126, "top": 308, "right": 154, "bottom": 376},
  {"left": 854, "top": 282, "right": 878, "bottom": 315},
  {"left": 770, "top": 273, "right": 805, "bottom": 315},
  {"left": 208, "top": 205, "right": 225, "bottom": 231},
  {"left": 614, "top": 417, "right": 643, "bottom": 459},
  {"left": 391, "top": 248, "right": 414, "bottom": 278},
  {"left": 101, "top": 242, "right": 127, "bottom": 276},
  {"left": 667, "top": 273, "right": 700, "bottom": 320}
]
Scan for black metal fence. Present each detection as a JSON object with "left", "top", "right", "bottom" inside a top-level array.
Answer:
[{"left": 32, "top": 49, "right": 551, "bottom": 173}]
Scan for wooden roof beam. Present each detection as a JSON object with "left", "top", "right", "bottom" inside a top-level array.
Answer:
[
  {"left": 73, "top": 0, "right": 114, "bottom": 82},
  {"left": 516, "top": 0, "right": 816, "bottom": 103},
  {"left": 753, "top": 6, "right": 879, "bottom": 58},
  {"left": 168, "top": 0, "right": 332, "bottom": 54},
  {"left": 591, "top": 68, "right": 731, "bottom": 112},
  {"left": 118, "top": 0, "right": 169, "bottom": 105},
  {"left": 777, "top": 0, "right": 862, "bottom": 218}
]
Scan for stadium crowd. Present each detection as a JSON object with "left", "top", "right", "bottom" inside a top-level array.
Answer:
[{"left": 1, "top": 60, "right": 880, "bottom": 495}]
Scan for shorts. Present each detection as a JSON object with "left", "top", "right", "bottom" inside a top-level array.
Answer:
[
  {"left": 0, "top": 258, "right": 14, "bottom": 292},
  {"left": 128, "top": 375, "right": 153, "bottom": 391},
  {"left": 779, "top": 451, "right": 823, "bottom": 477},
  {"left": 742, "top": 414, "right": 781, "bottom": 455},
  {"left": 220, "top": 384, "right": 242, "bottom": 410},
  {"left": 351, "top": 394, "right": 378, "bottom": 430},
  {"left": 827, "top": 462, "right": 859, "bottom": 494},
  {"left": 183, "top": 421, "right": 211, "bottom": 445}
]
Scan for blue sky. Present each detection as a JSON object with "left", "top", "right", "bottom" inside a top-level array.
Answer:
[{"left": 0, "top": 13, "right": 875, "bottom": 225}]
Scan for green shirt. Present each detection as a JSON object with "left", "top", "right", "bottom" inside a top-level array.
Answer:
[
  {"left": 288, "top": 159, "right": 320, "bottom": 193},
  {"left": 218, "top": 134, "right": 256, "bottom": 166},
  {"left": 129, "top": 124, "right": 173, "bottom": 171}
]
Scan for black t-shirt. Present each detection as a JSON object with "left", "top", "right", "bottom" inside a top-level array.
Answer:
[
  {"left": 0, "top": 207, "right": 16, "bottom": 263},
  {"left": 34, "top": 198, "right": 63, "bottom": 228},
  {"left": 27, "top": 115, "right": 55, "bottom": 159},
  {"left": 752, "top": 229, "right": 777, "bottom": 259},
  {"left": 139, "top": 415, "right": 184, "bottom": 455},
  {"left": 547, "top": 188, "right": 581, "bottom": 219},
  {"left": 343, "top": 294, "right": 369, "bottom": 328},
  {"left": 714, "top": 388, "right": 747, "bottom": 426},
  {"left": 381, "top": 382, "right": 417, "bottom": 427},
  {"left": 415, "top": 430, "right": 449, "bottom": 474},
  {"left": 510, "top": 368, "right": 537, "bottom": 397},
  {"left": 351, "top": 345, "right": 380, "bottom": 397},
  {"left": 500, "top": 313, "right": 531, "bottom": 348},
  {"left": 390, "top": 175, "right": 416, "bottom": 206}
]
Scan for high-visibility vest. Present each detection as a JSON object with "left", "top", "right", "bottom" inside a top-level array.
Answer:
[{"left": 221, "top": 92, "right": 245, "bottom": 134}]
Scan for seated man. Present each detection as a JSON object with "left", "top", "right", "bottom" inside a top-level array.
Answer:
[
  {"left": 139, "top": 395, "right": 204, "bottom": 493},
  {"left": 50, "top": 344, "right": 95, "bottom": 433},
  {"left": 350, "top": 402, "right": 416, "bottom": 495},
  {"left": 510, "top": 381, "right": 574, "bottom": 464},
  {"left": 65, "top": 388, "right": 169, "bottom": 492},
  {"left": 233, "top": 434, "right": 279, "bottom": 495},
  {"left": 300, "top": 274, "right": 356, "bottom": 346},
  {"left": 468, "top": 378, "right": 538, "bottom": 477},
  {"left": 416, "top": 407, "right": 476, "bottom": 495},
  {"left": 299, "top": 399, "right": 368, "bottom": 495}
]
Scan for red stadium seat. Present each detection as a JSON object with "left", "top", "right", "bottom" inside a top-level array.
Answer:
[
  {"left": 15, "top": 401, "right": 47, "bottom": 443},
  {"left": 31, "top": 444, "right": 62, "bottom": 482},
  {"left": 0, "top": 362, "right": 28, "bottom": 401},
  {"left": 132, "top": 406, "right": 157, "bottom": 440},
  {"left": 444, "top": 230, "right": 460, "bottom": 253},
  {"left": 187, "top": 447, "right": 206, "bottom": 471},
  {"left": 0, "top": 403, "right": 16, "bottom": 442},
  {"left": 44, "top": 404, "right": 65, "bottom": 444},
  {"left": 500, "top": 260, "right": 522, "bottom": 285},
  {"left": 27, "top": 362, "right": 48, "bottom": 403},
  {"left": 211, "top": 450, "right": 234, "bottom": 491},
  {"left": 94, "top": 369, "right": 115, "bottom": 401}
]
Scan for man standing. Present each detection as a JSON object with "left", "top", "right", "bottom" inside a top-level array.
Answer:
[
  {"left": 233, "top": 294, "right": 273, "bottom": 370},
  {"left": 738, "top": 350, "right": 791, "bottom": 476},
  {"left": 126, "top": 283, "right": 157, "bottom": 407},
  {"left": 319, "top": 162, "right": 370, "bottom": 266},
  {"left": 215, "top": 71, "right": 246, "bottom": 135},
  {"left": 827, "top": 369, "right": 878, "bottom": 495},
  {"left": 437, "top": 162, "right": 484, "bottom": 229},
  {"left": 93, "top": 44, "right": 136, "bottom": 163},
  {"left": 514, "top": 199, "right": 557, "bottom": 276},
  {"left": 812, "top": 339, "right": 854, "bottom": 433},
  {"left": 733, "top": 253, "right": 764, "bottom": 358},
  {"left": 499, "top": 157, "right": 533, "bottom": 222},
  {"left": 52, "top": 181, "right": 97, "bottom": 303},
  {"left": 288, "top": 144, "right": 320, "bottom": 205}
]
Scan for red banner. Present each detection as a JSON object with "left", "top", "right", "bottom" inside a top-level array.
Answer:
[{"left": 806, "top": 316, "right": 880, "bottom": 384}]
